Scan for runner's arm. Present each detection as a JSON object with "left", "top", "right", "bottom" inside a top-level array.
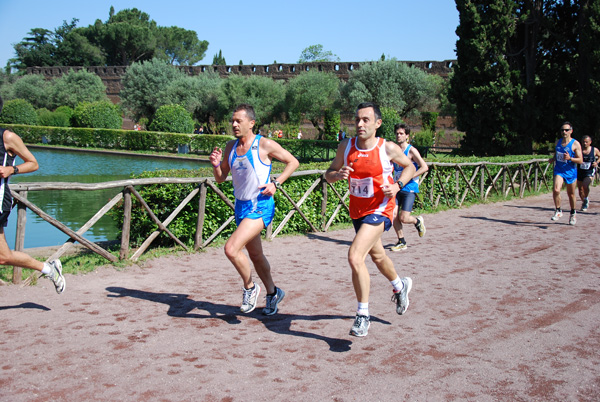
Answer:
[
  {"left": 0, "top": 130, "right": 39, "bottom": 178},
  {"left": 409, "top": 147, "right": 429, "bottom": 179},
  {"left": 325, "top": 139, "right": 352, "bottom": 183}
]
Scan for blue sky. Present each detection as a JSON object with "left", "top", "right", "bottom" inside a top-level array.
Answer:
[{"left": 0, "top": 0, "right": 459, "bottom": 68}]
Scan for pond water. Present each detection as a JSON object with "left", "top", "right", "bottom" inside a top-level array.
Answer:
[{"left": 6, "top": 148, "right": 209, "bottom": 249}]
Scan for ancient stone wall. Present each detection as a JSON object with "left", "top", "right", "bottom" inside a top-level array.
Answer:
[{"left": 26, "top": 60, "right": 455, "bottom": 103}]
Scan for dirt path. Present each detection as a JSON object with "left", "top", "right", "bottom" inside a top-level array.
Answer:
[{"left": 1, "top": 189, "right": 600, "bottom": 401}]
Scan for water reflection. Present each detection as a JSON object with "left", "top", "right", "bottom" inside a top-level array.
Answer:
[{"left": 6, "top": 148, "right": 208, "bottom": 248}]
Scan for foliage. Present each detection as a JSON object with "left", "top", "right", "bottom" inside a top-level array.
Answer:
[
  {"left": 10, "top": 7, "right": 210, "bottom": 70},
  {"left": 377, "top": 107, "right": 400, "bottom": 142},
  {"left": 298, "top": 44, "right": 340, "bottom": 63},
  {"left": 72, "top": 101, "right": 122, "bottom": 129},
  {"left": 120, "top": 58, "right": 188, "bottom": 121},
  {"left": 217, "top": 75, "right": 286, "bottom": 127},
  {"left": 149, "top": 104, "right": 195, "bottom": 133},
  {"left": 11, "top": 28, "right": 57, "bottom": 71},
  {"left": 212, "top": 50, "right": 226, "bottom": 65},
  {"left": 155, "top": 26, "right": 208, "bottom": 65},
  {"left": 157, "top": 71, "right": 222, "bottom": 124},
  {"left": 88, "top": 7, "right": 158, "bottom": 66},
  {"left": 48, "top": 69, "right": 109, "bottom": 109},
  {"left": 5, "top": 74, "right": 49, "bottom": 109},
  {"left": 37, "top": 108, "right": 71, "bottom": 127},
  {"left": 285, "top": 70, "right": 340, "bottom": 139},
  {"left": 323, "top": 109, "right": 340, "bottom": 141},
  {"left": 450, "top": 0, "right": 600, "bottom": 156},
  {"left": 421, "top": 111, "right": 438, "bottom": 132},
  {"left": 411, "top": 130, "right": 435, "bottom": 149},
  {"left": 0, "top": 99, "right": 38, "bottom": 125},
  {"left": 450, "top": 0, "right": 526, "bottom": 156},
  {"left": 341, "top": 59, "right": 440, "bottom": 117}
]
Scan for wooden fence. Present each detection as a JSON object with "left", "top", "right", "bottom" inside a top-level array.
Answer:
[{"left": 8, "top": 159, "right": 556, "bottom": 284}]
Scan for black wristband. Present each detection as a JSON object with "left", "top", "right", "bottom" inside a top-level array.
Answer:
[{"left": 397, "top": 180, "right": 404, "bottom": 189}]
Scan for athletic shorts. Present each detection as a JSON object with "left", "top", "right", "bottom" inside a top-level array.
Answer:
[
  {"left": 234, "top": 197, "right": 275, "bottom": 227},
  {"left": 396, "top": 191, "right": 417, "bottom": 212},
  {"left": 352, "top": 214, "right": 392, "bottom": 233},
  {"left": 554, "top": 171, "right": 577, "bottom": 185},
  {"left": 0, "top": 210, "right": 10, "bottom": 227},
  {"left": 577, "top": 170, "right": 595, "bottom": 182}
]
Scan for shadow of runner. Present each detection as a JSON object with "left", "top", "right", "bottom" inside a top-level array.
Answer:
[
  {"left": 0, "top": 302, "right": 51, "bottom": 311},
  {"left": 106, "top": 287, "right": 389, "bottom": 352},
  {"left": 461, "top": 215, "right": 551, "bottom": 229}
]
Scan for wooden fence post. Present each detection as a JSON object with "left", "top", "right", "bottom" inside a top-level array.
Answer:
[
  {"left": 12, "top": 191, "right": 27, "bottom": 284},
  {"left": 321, "top": 176, "right": 328, "bottom": 231},
  {"left": 120, "top": 187, "right": 132, "bottom": 260},
  {"left": 195, "top": 181, "right": 207, "bottom": 250}
]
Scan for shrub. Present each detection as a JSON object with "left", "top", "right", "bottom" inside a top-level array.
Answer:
[
  {"left": 323, "top": 109, "right": 340, "bottom": 141},
  {"left": 411, "top": 129, "right": 435, "bottom": 148},
  {"left": 37, "top": 108, "right": 71, "bottom": 127},
  {"left": 48, "top": 69, "right": 109, "bottom": 109},
  {"left": 149, "top": 104, "right": 194, "bottom": 133},
  {"left": 421, "top": 111, "right": 438, "bottom": 132},
  {"left": 72, "top": 101, "right": 122, "bottom": 129},
  {"left": 377, "top": 106, "right": 400, "bottom": 141},
  {"left": 0, "top": 99, "right": 38, "bottom": 125},
  {"left": 55, "top": 105, "right": 74, "bottom": 124}
]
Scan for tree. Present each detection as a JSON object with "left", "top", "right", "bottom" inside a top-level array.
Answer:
[
  {"left": 342, "top": 59, "right": 440, "bottom": 118},
  {"left": 285, "top": 70, "right": 340, "bottom": 139},
  {"left": 120, "top": 58, "right": 188, "bottom": 121},
  {"left": 155, "top": 26, "right": 208, "bottom": 65},
  {"left": 48, "top": 69, "right": 109, "bottom": 109},
  {"left": 449, "top": 0, "right": 526, "bottom": 156},
  {"left": 9, "top": 74, "right": 50, "bottom": 109},
  {"left": 88, "top": 8, "right": 158, "bottom": 65},
  {"left": 298, "top": 44, "right": 340, "bottom": 63},
  {"left": 11, "top": 28, "right": 57, "bottom": 71},
  {"left": 218, "top": 75, "right": 285, "bottom": 127},
  {"left": 157, "top": 71, "right": 222, "bottom": 124},
  {"left": 212, "top": 50, "right": 226, "bottom": 65},
  {"left": 54, "top": 19, "right": 105, "bottom": 66}
]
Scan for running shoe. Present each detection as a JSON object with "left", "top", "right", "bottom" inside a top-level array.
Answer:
[
  {"left": 415, "top": 216, "right": 426, "bottom": 237},
  {"left": 569, "top": 212, "right": 577, "bottom": 226},
  {"left": 46, "top": 260, "right": 65, "bottom": 294},
  {"left": 551, "top": 210, "right": 563, "bottom": 221},
  {"left": 391, "top": 238, "right": 407, "bottom": 252},
  {"left": 391, "top": 277, "right": 412, "bottom": 315},
  {"left": 240, "top": 283, "right": 260, "bottom": 313},
  {"left": 349, "top": 314, "right": 370, "bottom": 337},
  {"left": 263, "top": 287, "right": 285, "bottom": 315},
  {"left": 581, "top": 199, "right": 589, "bottom": 212}
]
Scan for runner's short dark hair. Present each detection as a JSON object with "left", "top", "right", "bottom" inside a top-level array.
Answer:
[
  {"left": 356, "top": 102, "right": 382, "bottom": 120},
  {"left": 234, "top": 104, "right": 256, "bottom": 121}
]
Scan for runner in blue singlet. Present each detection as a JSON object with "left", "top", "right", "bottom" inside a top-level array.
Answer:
[
  {"left": 210, "top": 104, "right": 299, "bottom": 316},
  {"left": 549, "top": 122, "right": 583, "bottom": 225}
]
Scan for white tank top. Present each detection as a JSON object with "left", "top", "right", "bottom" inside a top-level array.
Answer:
[{"left": 228, "top": 135, "right": 272, "bottom": 201}]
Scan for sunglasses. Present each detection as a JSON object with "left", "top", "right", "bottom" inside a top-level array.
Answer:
[{"left": 560, "top": 128, "right": 571, "bottom": 132}]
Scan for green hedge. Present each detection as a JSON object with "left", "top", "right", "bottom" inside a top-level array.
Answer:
[{"left": 3, "top": 124, "right": 233, "bottom": 154}]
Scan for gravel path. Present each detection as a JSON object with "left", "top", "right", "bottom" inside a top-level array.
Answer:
[{"left": 1, "top": 188, "right": 599, "bottom": 401}]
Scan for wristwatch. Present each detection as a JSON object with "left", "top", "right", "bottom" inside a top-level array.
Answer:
[
  {"left": 272, "top": 179, "right": 281, "bottom": 189},
  {"left": 12, "top": 166, "right": 19, "bottom": 175},
  {"left": 396, "top": 180, "right": 404, "bottom": 189}
]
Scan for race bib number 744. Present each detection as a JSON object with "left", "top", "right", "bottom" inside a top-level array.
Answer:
[{"left": 349, "top": 177, "right": 374, "bottom": 198}]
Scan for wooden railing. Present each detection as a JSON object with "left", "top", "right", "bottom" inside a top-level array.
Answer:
[{"left": 8, "top": 160, "right": 557, "bottom": 283}]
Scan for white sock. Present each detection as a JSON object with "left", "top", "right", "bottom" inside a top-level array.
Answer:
[
  {"left": 357, "top": 302, "right": 369, "bottom": 317},
  {"left": 391, "top": 276, "right": 404, "bottom": 293},
  {"left": 41, "top": 263, "right": 52, "bottom": 275}
]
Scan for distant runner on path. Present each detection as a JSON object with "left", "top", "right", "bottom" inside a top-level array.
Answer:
[
  {"left": 325, "top": 102, "right": 416, "bottom": 337},
  {"left": 209, "top": 104, "right": 299, "bottom": 316},
  {"left": 390, "top": 123, "right": 428, "bottom": 251},
  {"left": 577, "top": 135, "right": 600, "bottom": 212},
  {"left": 549, "top": 121, "right": 582, "bottom": 225}
]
